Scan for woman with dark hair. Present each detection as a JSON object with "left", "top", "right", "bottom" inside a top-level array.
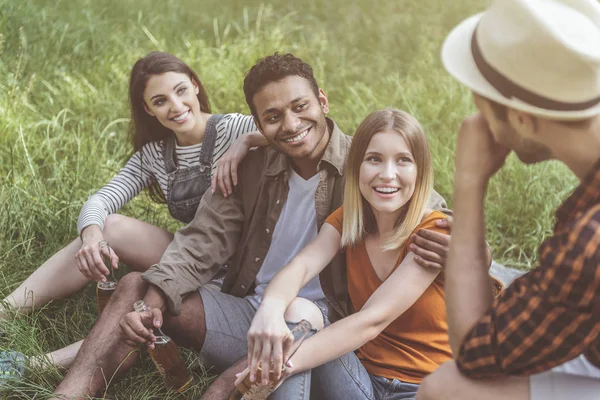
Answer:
[{"left": 0, "top": 51, "right": 264, "bottom": 371}]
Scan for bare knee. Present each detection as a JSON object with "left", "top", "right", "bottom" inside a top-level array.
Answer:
[
  {"left": 111, "top": 272, "right": 148, "bottom": 304},
  {"left": 117, "top": 271, "right": 145, "bottom": 291},
  {"left": 102, "top": 214, "right": 128, "bottom": 245},
  {"left": 284, "top": 298, "right": 324, "bottom": 331},
  {"left": 163, "top": 292, "right": 206, "bottom": 351},
  {"left": 418, "top": 362, "right": 462, "bottom": 400}
]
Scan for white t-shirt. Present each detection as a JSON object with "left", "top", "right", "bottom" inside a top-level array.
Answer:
[{"left": 248, "top": 168, "right": 326, "bottom": 308}]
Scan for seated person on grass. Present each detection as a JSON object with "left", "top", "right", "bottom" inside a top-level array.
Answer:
[
  {"left": 417, "top": 0, "right": 600, "bottom": 399},
  {"left": 233, "top": 108, "right": 456, "bottom": 400},
  {"left": 44, "top": 53, "right": 450, "bottom": 398},
  {"left": 0, "top": 51, "right": 263, "bottom": 382}
]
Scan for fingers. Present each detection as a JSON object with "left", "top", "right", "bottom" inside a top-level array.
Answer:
[
  {"left": 227, "top": 150, "right": 240, "bottom": 187},
  {"left": 274, "top": 331, "right": 292, "bottom": 382},
  {"left": 100, "top": 244, "right": 119, "bottom": 270},
  {"left": 217, "top": 165, "right": 227, "bottom": 197},
  {"left": 91, "top": 249, "right": 110, "bottom": 281},
  {"left": 230, "top": 159, "right": 238, "bottom": 187},
  {"left": 120, "top": 311, "right": 155, "bottom": 347},
  {"left": 151, "top": 307, "right": 163, "bottom": 329},
  {"left": 75, "top": 253, "right": 92, "bottom": 280},
  {"left": 410, "top": 244, "right": 443, "bottom": 264},
  {"left": 249, "top": 337, "right": 262, "bottom": 383},
  {"left": 211, "top": 166, "right": 218, "bottom": 194},
  {"left": 218, "top": 161, "right": 232, "bottom": 197},
  {"left": 411, "top": 231, "right": 448, "bottom": 269},
  {"left": 234, "top": 367, "right": 250, "bottom": 387},
  {"left": 415, "top": 228, "right": 450, "bottom": 246},
  {"left": 120, "top": 322, "right": 145, "bottom": 347},
  {"left": 411, "top": 235, "right": 447, "bottom": 259},
  {"left": 435, "top": 216, "right": 453, "bottom": 229},
  {"left": 259, "top": 340, "right": 272, "bottom": 385},
  {"left": 76, "top": 246, "right": 106, "bottom": 282},
  {"left": 413, "top": 252, "right": 443, "bottom": 270},
  {"left": 270, "top": 339, "right": 284, "bottom": 383},
  {"left": 225, "top": 161, "right": 234, "bottom": 195}
]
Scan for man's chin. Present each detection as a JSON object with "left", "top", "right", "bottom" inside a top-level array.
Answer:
[{"left": 276, "top": 142, "right": 314, "bottom": 159}]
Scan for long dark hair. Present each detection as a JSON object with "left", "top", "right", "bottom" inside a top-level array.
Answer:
[{"left": 128, "top": 51, "right": 211, "bottom": 203}]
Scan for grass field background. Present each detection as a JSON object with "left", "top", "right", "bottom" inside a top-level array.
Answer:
[{"left": 0, "top": 0, "right": 578, "bottom": 398}]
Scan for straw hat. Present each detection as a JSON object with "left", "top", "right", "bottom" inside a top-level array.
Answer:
[{"left": 442, "top": 0, "right": 600, "bottom": 120}]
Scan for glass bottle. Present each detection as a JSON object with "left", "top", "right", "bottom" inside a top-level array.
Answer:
[
  {"left": 133, "top": 300, "right": 193, "bottom": 393},
  {"left": 96, "top": 240, "right": 118, "bottom": 314},
  {"left": 230, "top": 319, "right": 313, "bottom": 400}
]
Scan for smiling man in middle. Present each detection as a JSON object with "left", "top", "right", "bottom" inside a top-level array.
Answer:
[{"left": 50, "top": 53, "right": 451, "bottom": 399}]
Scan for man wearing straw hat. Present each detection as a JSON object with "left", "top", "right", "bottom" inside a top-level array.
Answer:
[{"left": 417, "top": 0, "right": 600, "bottom": 399}]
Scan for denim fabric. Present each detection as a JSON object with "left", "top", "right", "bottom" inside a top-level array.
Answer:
[
  {"left": 198, "top": 287, "right": 327, "bottom": 400},
  {"left": 310, "top": 351, "right": 420, "bottom": 400},
  {"left": 164, "top": 114, "right": 223, "bottom": 223}
]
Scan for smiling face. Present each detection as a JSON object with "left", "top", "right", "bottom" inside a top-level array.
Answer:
[
  {"left": 359, "top": 130, "right": 417, "bottom": 220},
  {"left": 143, "top": 71, "right": 202, "bottom": 137},
  {"left": 252, "top": 75, "right": 330, "bottom": 163}
]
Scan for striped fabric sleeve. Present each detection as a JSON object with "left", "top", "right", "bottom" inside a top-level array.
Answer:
[
  {"left": 456, "top": 205, "right": 600, "bottom": 378},
  {"left": 211, "top": 113, "right": 257, "bottom": 175},
  {"left": 77, "top": 144, "right": 157, "bottom": 234}
]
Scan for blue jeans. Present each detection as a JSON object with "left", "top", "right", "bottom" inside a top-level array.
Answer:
[
  {"left": 198, "top": 288, "right": 328, "bottom": 400},
  {"left": 309, "top": 351, "right": 420, "bottom": 400}
]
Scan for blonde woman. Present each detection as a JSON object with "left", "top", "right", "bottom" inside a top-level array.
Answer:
[{"left": 240, "top": 109, "right": 453, "bottom": 399}]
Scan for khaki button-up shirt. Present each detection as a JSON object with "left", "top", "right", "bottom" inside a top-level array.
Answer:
[{"left": 143, "top": 118, "right": 353, "bottom": 319}]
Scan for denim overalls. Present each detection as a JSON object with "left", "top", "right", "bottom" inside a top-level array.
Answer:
[{"left": 163, "top": 114, "right": 224, "bottom": 223}]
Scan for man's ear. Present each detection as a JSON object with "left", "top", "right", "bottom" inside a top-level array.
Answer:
[
  {"left": 318, "top": 88, "right": 329, "bottom": 114},
  {"left": 143, "top": 102, "right": 154, "bottom": 117},
  {"left": 508, "top": 109, "right": 537, "bottom": 138}
]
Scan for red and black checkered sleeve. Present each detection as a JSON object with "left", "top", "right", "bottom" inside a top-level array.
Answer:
[{"left": 455, "top": 206, "right": 600, "bottom": 378}]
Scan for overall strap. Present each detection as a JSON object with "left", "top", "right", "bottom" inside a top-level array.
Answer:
[
  {"left": 198, "top": 114, "right": 225, "bottom": 171},
  {"left": 162, "top": 135, "right": 178, "bottom": 174}
]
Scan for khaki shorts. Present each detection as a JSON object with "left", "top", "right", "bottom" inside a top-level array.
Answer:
[
  {"left": 198, "top": 286, "right": 329, "bottom": 372},
  {"left": 530, "top": 355, "right": 600, "bottom": 400}
]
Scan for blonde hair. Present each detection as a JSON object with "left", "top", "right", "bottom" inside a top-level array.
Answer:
[{"left": 341, "top": 108, "right": 433, "bottom": 250}]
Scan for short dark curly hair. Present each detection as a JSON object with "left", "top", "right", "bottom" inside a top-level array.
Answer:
[{"left": 243, "top": 53, "right": 320, "bottom": 120}]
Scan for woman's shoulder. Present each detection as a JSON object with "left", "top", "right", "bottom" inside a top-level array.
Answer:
[
  {"left": 325, "top": 206, "right": 344, "bottom": 229},
  {"left": 131, "top": 141, "right": 166, "bottom": 171},
  {"left": 416, "top": 210, "right": 449, "bottom": 233},
  {"left": 138, "top": 140, "right": 164, "bottom": 158}
]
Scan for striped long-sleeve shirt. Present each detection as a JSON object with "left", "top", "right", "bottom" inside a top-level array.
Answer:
[
  {"left": 456, "top": 159, "right": 600, "bottom": 378},
  {"left": 77, "top": 113, "right": 256, "bottom": 234}
]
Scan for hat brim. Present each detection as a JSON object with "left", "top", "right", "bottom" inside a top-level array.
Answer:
[{"left": 441, "top": 14, "right": 600, "bottom": 120}]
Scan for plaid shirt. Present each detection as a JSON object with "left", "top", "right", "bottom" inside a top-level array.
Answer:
[{"left": 456, "top": 159, "right": 600, "bottom": 378}]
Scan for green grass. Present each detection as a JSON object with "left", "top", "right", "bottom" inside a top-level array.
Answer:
[{"left": 0, "top": 0, "right": 579, "bottom": 398}]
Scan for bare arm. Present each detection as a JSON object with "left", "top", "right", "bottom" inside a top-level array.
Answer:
[
  {"left": 211, "top": 131, "right": 268, "bottom": 197},
  {"left": 246, "top": 223, "right": 342, "bottom": 383},
  {"left": 245, "top": 130, "right": 269, "bottom": 147},
  {"left": 445, "top": 180, "right": 493, "bottom": 354},
  {"left": 412, "top": 216, "right": 493, "bottom": 270},
  {"left": 288, "top": 252, "right": 440, "bottom": 374},
  {"left": 445, "top": 114, "right": 510, "bottom": 354}
]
